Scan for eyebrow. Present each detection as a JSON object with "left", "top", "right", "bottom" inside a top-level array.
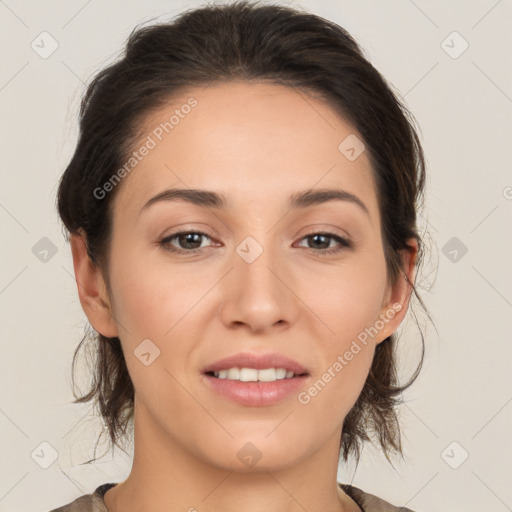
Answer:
[{"left": 139, "top": 187, "right": 370, "bottom": 217}]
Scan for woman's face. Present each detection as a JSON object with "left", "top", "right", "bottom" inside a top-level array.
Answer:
[{"left": 81, "top": 81, "right": 415, "bottom": 471}]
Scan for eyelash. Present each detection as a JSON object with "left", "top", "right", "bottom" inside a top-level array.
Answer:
[{"left": 157, "top": 230, "right": 353, "bottom": 257}]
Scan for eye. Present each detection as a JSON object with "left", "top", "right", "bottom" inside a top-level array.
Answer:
[
  {"left": 295, "top": 232, "right": 352, "bottom": 256},
  {"left": 158, "top": 231, "right": 216, "bottom": 254},
  {"left": 157, "top": 230, "right": 353, "bottom": 256}
]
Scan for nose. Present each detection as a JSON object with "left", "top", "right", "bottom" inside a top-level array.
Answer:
[{"left": 218, "top": 238, "right": 298, "bottom": 334}]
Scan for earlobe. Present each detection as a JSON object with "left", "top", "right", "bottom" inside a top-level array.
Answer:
[{"left": 69, "top": 231, "right": 119, "bottom": 338}]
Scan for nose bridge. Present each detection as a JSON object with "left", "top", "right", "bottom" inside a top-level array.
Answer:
[
  {"left": 235, "top": 231, "right": 283, "bottom": 295},
  {"left": 220, "top": 229, "right": 293, "bottom": 331}
]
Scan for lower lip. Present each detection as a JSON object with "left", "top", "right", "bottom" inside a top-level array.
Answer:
[{"left": 202, "top": 373, "right": 310, "bottom": 407}]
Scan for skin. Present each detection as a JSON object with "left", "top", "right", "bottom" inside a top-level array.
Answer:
[{"left": 70, "top": 81, "right": 418, "bottom": 512}]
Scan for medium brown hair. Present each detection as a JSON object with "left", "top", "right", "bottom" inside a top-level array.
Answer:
[{"left": 57, "top": 0, "right": 431, "bottom": 467}]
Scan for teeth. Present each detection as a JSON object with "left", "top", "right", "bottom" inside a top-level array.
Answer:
[
  {"left": 276, "top": 368, "right": 287, "bottom": 379},
  {"left": 212, "top": 367, "right": 297, "bottom": 381},
  {"left": 240, "top": 368, "right": 258, "bottom": 382},
  {"left": 227, "top": 368, "right": 240, "bottom": 380}
]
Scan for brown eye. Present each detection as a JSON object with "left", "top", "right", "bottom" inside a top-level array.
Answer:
[
  {"left": 159, "top": 231, "right": 214, "bottom": 253},
  {"left": 296, "top": 232, "right": 352, "bottom": 256}
]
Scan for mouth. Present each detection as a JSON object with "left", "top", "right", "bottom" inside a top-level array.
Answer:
[
  {"left": 201, "top": 351, "right": 309, "bottom": 379},
  {"left": 204, "top": 367, "right": 308, "bottom": 381},
  {"left": 201, "top": 352, "right": 310, "bottom": 406}
]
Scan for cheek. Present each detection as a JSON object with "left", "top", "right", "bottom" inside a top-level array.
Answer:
[
  {"left": 298, "top": 283, "right": 379, "bottom": 424},
  {"left": 107, "top": 246, "right": 212, "bottom": 388},
  {"left": 300, "top": 252, "right": 388, "bottom": 341},
  {"left": 297, "top": 347, "right": 373, "bottom": 435},
  {"left": 108, "top": 244, "right": 209, "bottom": 338},
  {"left": 296, "top": 251, "right": 387, "bottom": 410}
]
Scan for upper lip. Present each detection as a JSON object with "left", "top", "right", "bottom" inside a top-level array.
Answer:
[{"left": 202, "top": 352, "right": 309, "bottom": 375}]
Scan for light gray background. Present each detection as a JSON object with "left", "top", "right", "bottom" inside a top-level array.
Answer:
[{"left": 1, "top": 1, "right": 511, "bottom": 511}]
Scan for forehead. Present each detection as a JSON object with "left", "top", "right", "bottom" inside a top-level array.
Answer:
[{"left": 113, "top": 80, "right": 378, "bottom": 221}]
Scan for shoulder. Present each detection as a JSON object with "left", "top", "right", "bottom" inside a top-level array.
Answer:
[
  {"left": 48, "top": 483, "right": 116, "bottom": 512},
  {"left": 340, "top": 482, "right": 418, "bottom": 512}
]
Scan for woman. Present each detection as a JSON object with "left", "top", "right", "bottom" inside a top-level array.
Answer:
[{"left": 51, "top": 1, "right": 429, "bottom": 510}]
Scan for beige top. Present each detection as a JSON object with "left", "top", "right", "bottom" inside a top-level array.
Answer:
[{"left": 49, "top": 482, "right": 418, "bottom": 512}]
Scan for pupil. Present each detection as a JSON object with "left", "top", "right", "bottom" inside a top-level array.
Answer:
[
  {"left": 311, "top": 234, "right": 328, "bottom": 249},
  {"left": 181, "top": 233, "right": 201, "bottom": 249}
]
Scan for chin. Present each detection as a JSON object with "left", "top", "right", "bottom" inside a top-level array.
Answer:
[{"left": 199, "top": 436, "right": 311, "bottom": 473}]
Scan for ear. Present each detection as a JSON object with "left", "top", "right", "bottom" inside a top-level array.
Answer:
[
  {"left": 375, "top": 237, "right": 419, "bottom": 344},
  {"left": 69, "top": 230, "right": 119, "bottom": 338}
]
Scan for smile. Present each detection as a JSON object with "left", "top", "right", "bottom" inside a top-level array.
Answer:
[{"left": 208, "top": 367, "right": 302, "bottom": 381}]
